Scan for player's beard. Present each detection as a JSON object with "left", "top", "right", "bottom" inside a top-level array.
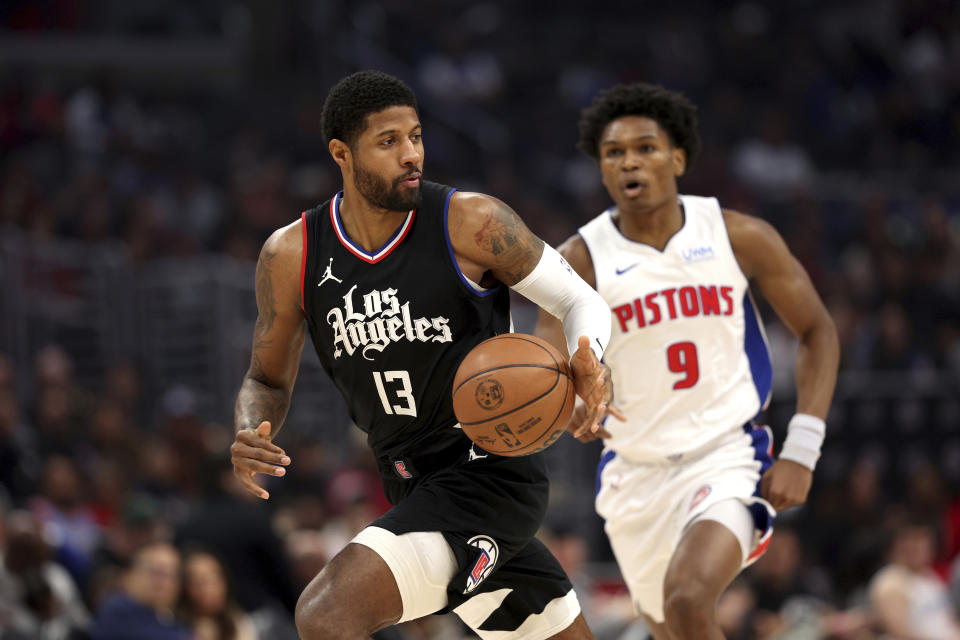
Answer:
[{"left": 353, "top": 160, "right": 421, "bottom": 212}]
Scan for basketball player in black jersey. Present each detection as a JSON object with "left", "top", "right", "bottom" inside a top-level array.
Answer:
[{"left": 229, "top": 70, "right": 617, "bottom": 639}]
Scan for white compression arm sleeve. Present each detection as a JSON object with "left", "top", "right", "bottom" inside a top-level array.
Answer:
[{"left": 510, "top": 244, "right": 610, "bottom": 359}]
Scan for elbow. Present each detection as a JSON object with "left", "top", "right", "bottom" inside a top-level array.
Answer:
[
  {"left": 802, "top": 312, "right": 840, "bottom": 366},
  {"left": 823, "top": 313, "right": 840, "bottom": 358},
  {"left": 244, "top": 369, "right": 291, "bottom": 395}
]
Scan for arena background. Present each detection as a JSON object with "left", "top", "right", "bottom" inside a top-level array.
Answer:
[{"left": 1, "top": 1, "right": 959, "bottom": 638}]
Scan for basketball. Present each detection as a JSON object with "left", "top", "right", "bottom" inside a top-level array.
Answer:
[{"left": 452, "top": 333, "right": 576, "bottom": 456}]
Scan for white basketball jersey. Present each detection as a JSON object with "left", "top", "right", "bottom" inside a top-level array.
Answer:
[{"left": 579, "top": 195, "right": 772, "bottom": 463}]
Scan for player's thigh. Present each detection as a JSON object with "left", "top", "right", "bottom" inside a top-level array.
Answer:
[
  {"left": 664, "top": 503, "right": 747, "bottom": 601},
  {"left": 352, "top": 526, "right": 458, "bottom": 624},
  {"left": 296, "top": 541, "right": 403, "bottom": 635}
]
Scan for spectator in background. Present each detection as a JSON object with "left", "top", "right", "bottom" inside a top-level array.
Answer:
[
  {"left": 88, "top": 541, "right": 190, "bottom": 640},
  {"left": 0, "top": 387, "right": 40, "bottom": 504},
  {"left": 731, "top": 109, "right": 814, "bottom": 197},
  {"left": 179, "top": 547, "right": 257, "bottom": 640},
  {"left": 101, "top": 360, "right": 146, "bottom": 426},
  {"left": 32, "top": 346, "right": 89, "bottom": 457},
  {"left": 0, "top": 509, "right": 89, "bottom": 640},
  {"left": 86, "top": 493, "right": 171, "bottom": 613},
  {"left": 86, "top": 399, "right": 139, "bottom": 482},
  {"left": 869, "top": 520, "right": 960, "bottom": 639},
  {"left": 29, "top": 455, "right": 101, "bottom": 587},
  {"left": 747, "top": 526, "right": 832, "bottom": 639},
  {"left": 176, "top": 454, "right": 299, "bottom": 637}
]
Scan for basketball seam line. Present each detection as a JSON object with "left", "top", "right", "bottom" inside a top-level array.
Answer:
[
  {"left": 452, "top": 363, "right": 572, "bottom": 395},
  {"left": 457, "top": 369, "right": 563, "bottom": 426}
]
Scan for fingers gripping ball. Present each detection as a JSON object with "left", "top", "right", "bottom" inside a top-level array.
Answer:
[{"left": 452, "top": 333, "right": 576, "bottom": 456}]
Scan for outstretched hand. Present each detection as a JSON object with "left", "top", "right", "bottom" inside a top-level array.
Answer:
[
  {"left": 568, "top": 336, "right": 625, "bottom": 439},
  {"left": 760, "top": 459, "right": 812, "bottom": 511},
  {"left": 230, "top": 421, "right": 290, "bottom": 500},
  {"left": 565, "top": 402, "right": 611, "bottom": 442}
]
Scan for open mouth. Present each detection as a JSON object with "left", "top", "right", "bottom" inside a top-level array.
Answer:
[{"left": 623, "top": 181, "right": 644, "bottom": 197}]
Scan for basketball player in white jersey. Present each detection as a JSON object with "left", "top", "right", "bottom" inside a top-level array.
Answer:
[{"left": 535, "top": 83, "right": 840, "bottom": 640}]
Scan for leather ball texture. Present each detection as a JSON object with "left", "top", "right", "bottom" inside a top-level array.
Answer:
[{"left": 452, "top": 333, "right": 575, "bottom": 456}]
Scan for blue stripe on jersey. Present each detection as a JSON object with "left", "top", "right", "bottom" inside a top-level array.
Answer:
[
  {"left": 596, "top": 450, "right": 616, "bottom": 495},
  {"left": 333, "top": 192, "right": 411, "bottom": 259},
  {"left": 748, "top": 501, "right": 773, "bottom": 537},
  {"left": 743, "top": 423, "right": 775, "bottom": 535},
  {"left": 442, "top": 189, "right": 498, "bottom": 297},
  {"left": 744, "top": 422, "right": 774, "bottom": 477},
  {"left": 742, "top": 292, "right": 772, "bottom": 412}
]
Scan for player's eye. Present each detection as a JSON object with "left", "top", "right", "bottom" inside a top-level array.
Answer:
[
  {"left": 640, "top": 144, "right": 656, "bottom": 153},
  {"left": 380, "top": 137, "right": 395, "bottom": 146},
  {"left": 411, "top": 133, "right": 422, "bottom": 143},
  {"left": 606, "top": 148, "right": 623, "bottom": 158}
]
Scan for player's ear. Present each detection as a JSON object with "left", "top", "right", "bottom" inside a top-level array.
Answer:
[
  {"left": 328, "top": 139, "right": 351, "bottom": 170},
  {"left": 672, "top": 147, "right": 687, "bottom": 177}
]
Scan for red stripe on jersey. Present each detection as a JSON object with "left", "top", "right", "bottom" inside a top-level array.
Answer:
[
  {"left": 747, "top": 531, "right": 772, "bottom": 562},
  {"left": 329, "top": 195, "right": 416, "bottom": 264}
]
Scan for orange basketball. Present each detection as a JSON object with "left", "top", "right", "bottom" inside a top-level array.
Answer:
[{"left": 452, "top": 333, "right": 576, "bottom": 456}]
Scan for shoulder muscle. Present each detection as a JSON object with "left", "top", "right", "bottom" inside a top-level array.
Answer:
[
  {"left": 722, "top": 208, "right": 790, "bottom": 280},
  {"left": 447, "top": 191, "right": 544, "bottom": 286},
  {"left": 257, "top": 219, "right": 304, "bottom": 315}
]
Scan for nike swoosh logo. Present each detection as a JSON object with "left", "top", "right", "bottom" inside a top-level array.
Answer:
[{"left": 615, "top": 263, "right": 640, "bottom": 275}]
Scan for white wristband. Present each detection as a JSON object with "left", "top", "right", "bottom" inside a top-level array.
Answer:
[
  {"left": 510, "top": 244, "right": 610, "bottom": 359},
  {"left": 779, "top": 413, "right": 826, "bottom": 471}
]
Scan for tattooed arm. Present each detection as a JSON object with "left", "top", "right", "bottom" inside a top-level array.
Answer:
[
  {"left": 446, "top": 192, "right": 544, "bottom": 286},
  {"left": 231, "top": 220, "right": 306, "bottom": 499},
  {"left": 447, "top": 192, "right": 618, "bottom": 434}
]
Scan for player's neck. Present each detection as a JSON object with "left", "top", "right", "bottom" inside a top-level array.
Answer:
[
  {"left": 615, "top": 198, "right": 684, "bottom": 251},
  {"left": 337, "top": 187, "right": 410, "bottom": 253}
]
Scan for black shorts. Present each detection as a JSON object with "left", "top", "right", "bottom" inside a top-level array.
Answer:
[{"left": 373, "top": 436, "right": 576, "bottom": 634}]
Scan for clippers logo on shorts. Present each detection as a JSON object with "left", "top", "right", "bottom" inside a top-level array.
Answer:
[
  {"left": 326, "top": 285, "right": 453, "bottom": 360},
  {"left": 393, "top": 461, "right": 413, "bottom": 479},
  {"left": 463, "top": 535, "right": 499, "bottom": 594},
  {"left": 689, "top": 485, "right": 712, "bottom": 512}
]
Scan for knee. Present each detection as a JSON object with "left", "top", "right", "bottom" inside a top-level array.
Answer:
[
  {"left": 662, "top": 579, "right": 714, "bottom": 627},
  {"left": 295, "top": 584, "right": 342, "bottom": 640}
]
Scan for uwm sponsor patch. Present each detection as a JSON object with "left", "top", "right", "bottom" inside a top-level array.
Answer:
[
  {"left": 463, "top": 535, "right": 499, "bottom": 594},
  {"left": 326, "top": 284, "right": 452, "bottom": 360}
]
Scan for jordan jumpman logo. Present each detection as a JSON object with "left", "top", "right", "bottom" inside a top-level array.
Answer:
[{"left": 318, "top": 258, "right": 343, "bottom": 287}]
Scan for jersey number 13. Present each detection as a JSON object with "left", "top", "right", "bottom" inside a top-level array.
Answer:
[{"left": 372, "top": 370, "right": 418, "bottom": 416}]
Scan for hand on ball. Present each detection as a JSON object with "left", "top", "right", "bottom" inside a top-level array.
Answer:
[{"left": 569, "top": 336, "right": 625, "bottom": 439}]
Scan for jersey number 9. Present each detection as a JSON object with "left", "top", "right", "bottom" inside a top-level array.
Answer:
[{"left": 666, "top": 341, "right": 699, "bottom": 390}]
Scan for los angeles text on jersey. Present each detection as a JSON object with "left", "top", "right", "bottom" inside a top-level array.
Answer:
[
  {"left": 612, "top": 284, "right": 735, "bottom": 332},
  {"left": 326, "top": 284, "right": 453, "bottom": 360}
]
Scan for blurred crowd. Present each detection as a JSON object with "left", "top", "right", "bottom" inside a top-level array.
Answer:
[
  {"left": 4, "top": 346, "right": 960, "bottom": 639},
  {"left": 2, "top": 0, "right": 960, "bottom": 638}
]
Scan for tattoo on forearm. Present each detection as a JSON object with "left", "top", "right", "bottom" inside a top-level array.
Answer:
[
  {"left": 473, "top": 200, "right": 540, "bottom": 284},
  {"left": 235, "top": 376, "right": 289, "bottom": 434}
]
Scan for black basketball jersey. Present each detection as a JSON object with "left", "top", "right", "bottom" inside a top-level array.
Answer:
[{"left": 300, "top": 181, "right": 511, "bottom": 462}]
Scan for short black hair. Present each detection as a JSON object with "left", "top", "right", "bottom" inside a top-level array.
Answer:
[
  {"left": 321, "top": 70, "right": 418, "bottom": 147},
  {"left": 577, "top": 83, "right": 700, "bottom": 168}
]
